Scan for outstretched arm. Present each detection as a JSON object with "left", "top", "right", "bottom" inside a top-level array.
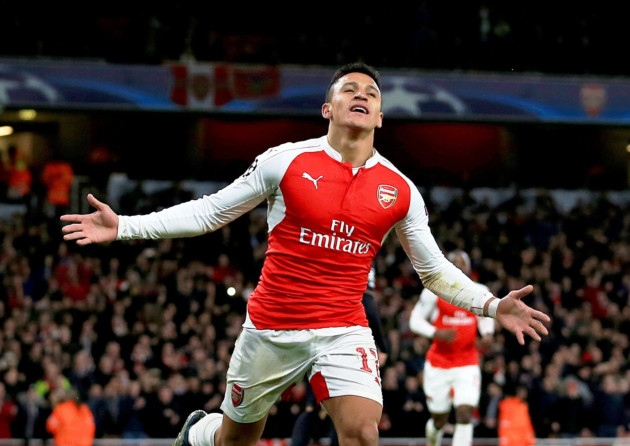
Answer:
[
  {"left": 60, "top": 194, "right": 119, "bottom": 245},
  {"left": 62, "top": 159, "right": 271, "bottom": 245},
  {"left": 395, "top": 191, "right": 551, "bottom": 344}
]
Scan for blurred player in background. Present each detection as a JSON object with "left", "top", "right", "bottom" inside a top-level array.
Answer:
[{"left": 409, "top": 250, "right": 495, "bottom": 446}]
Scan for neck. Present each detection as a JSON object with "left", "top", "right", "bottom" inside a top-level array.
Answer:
[{"left": 327, "top": 127, "right": 375, "bottom": 167}]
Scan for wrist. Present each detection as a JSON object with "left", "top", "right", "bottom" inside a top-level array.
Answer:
[{"left": 483, "top": 297, "right": 501, "bottom": 318}]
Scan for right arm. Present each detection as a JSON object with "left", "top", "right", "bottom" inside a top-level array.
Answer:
[
  {"left": 116, "top": 178, "right": 268, "bottom": 240},
  {"left": 61, "top": 146, "right": 284, "bottom": 245}
]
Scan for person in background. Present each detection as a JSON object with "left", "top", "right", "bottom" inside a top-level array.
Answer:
[
  {"left": 46, "top": 387, "right": 96, "bottom": 446},
  {"left": 40, "top": 158, "right": 74, "bottom": 218},
  {"left": 0, "top": 382, "right": 18, "bottom": 439},
  {"left": 59, "top": 62, "right": 549, "bottom": 446},
  {"left": 409, "top": 249, "right": 495, "bottom": 446},
  {"left": 14, "top": 385, "right": 49, "bottom": 444},
  {"left": 5, "top": 145, "right": 32, "bottom": 203},
  {"left": 498, "top": 385, "right": 536, "bottom": 446}
]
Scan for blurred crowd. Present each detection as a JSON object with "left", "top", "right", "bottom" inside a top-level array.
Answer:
[
  {"left": 0, "top": 180, "right": 628, "bottom": 443},
  {"left": 0, "top": 2, "right": 629, "bottom": 444},
  {"left": 0, "top": 2, "right": 629, "bottom": 76}
]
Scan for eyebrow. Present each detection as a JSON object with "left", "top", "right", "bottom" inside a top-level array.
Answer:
[{"left": 340, "top": 81, "right": 381, "bottom": 95}]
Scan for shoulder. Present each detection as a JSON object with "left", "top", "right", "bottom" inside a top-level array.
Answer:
[
  {"left": 240, "top": 136, "right": 326, "bottom": 181},
  {"left": 262, "top": 136, "right": 325, "bottom": 160}
]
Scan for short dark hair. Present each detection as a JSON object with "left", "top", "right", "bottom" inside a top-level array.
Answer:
[{"left": 326, "top": 62, "right": 381, "bottom": 102}]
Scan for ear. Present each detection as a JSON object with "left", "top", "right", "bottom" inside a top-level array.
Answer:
[
  {"left": 322, "top": 103, "right": 332, "bottom": 119},
  {"left": 376, "top": 112, "right": 384, "bottom": 128}
]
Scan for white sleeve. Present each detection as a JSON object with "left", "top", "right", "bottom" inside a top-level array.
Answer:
[
  {"left": 117, "top": 180, "right": 267, "bottom": 240},
  {"left": 409, "top": 288, "right": 438, "bottom": 338},
  {"left": 394, "top": 185, "right": 496, "bottom": 317},
  {"left": 117, "top": 146, "right": 283, "bottom": 240}
]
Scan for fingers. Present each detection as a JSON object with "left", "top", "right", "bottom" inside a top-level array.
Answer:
[
  {"left": 86, "top": 193, "right": 99, "bottom": 206},
  {"left": 62, "top": 231, "right": 81, "bottom": 240},
  {"left": 515, "top": 322, "right": 544, "bottom": 346},
  {"left": 61, "top": 231, "right": 92, "bottom": 245},
  {"left": 532, "top": 317, "right": 549, "bottom": 336},
  {"left": 60, "top": 214, "right": 85, "bottom": 223},
  {"left": 532, "top": 309, "right": 551, "bottom": 323},
  {"left": 518, "top": 315, "right": 549, "bottom": 344},
  {"left": 62, "top": 230, "right": 85, "bottom": 241},
  {"left": 87, "top": 193, "right": 107, "bottom": 211},
  {"left": 60, "top": 220, "right": 92, "bottom": 244},
  {"left": 523, "top": 326, "right": 541, "bottom": 342},
  {"left": 510, "top": 285, "right": 534, "bottom": 300},
  {"left": 61, "top": 223, "right": 84, "bottom": 234}
]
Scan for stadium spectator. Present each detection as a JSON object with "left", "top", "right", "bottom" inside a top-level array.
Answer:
[
  {"left": 33, "top": 360, "right": 71, "bottom": 401},
  {"left": 409, "top": 249, "right": 495, "bottom": 446},
  {"left": 5, "top": 145, "right": 32, "bottom": 204},
  {"left": 40, "top": 158, "right": 74, "bottom": 219},
  {"left": 142, "top": 384, "right": 182, "bottom": 439},
  {"left": 590, "top": 373, "right": 628, "bottom": 438},
  {"left": 551, "top": 375, "right": 593, "bottom": 438},
  {"left": 3, "top": 367, "right": 27, "bottom": 402},
  {"left": 67, "top": 350, "right": 97, "bottom": 402},
  {"left": 0, "top": 382, "right": 18, "bottom": 438},
  {"left": 498, "top": 385, "right": 536, "bottom": 446},
  {"left": 46, "top": 387, "right": 96, "bottom": 446},
  {"left": 117, "top": 379, "right": 148, "bottom": 439},
  {"left": 58, "top": 62, "right": 549, "bottom": 446},
  {"left": 85, "top": 383, "right": 115, "bottom": 438},
  {"left": 476, "top": 381, "right": 502, "bottom": 439},
  {"left": 13, "top": 385, "right": 49, "bottom": 443}
]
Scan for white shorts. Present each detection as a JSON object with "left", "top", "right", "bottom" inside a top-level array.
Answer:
[
  {"left": 423, "top": 360, "right": 481, "bottom": 413},
  {"left": 220, "top": 324, "right": 383, "bottom": 423}
]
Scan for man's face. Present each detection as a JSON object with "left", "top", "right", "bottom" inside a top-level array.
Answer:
[{"left": 323, "top": 72, "right": 383, "bottom": 130}]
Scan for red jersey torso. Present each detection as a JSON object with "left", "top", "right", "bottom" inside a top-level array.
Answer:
[
  {"left": 426, "top": 298, "right": 480, "bottom": 368},
  {"left": 246, "top": 139, "right": 413, "bottom": 329}
]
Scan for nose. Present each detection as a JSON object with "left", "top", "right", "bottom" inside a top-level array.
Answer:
[{"left": 354, "top": 89, "right": 368, "bottom": 100}]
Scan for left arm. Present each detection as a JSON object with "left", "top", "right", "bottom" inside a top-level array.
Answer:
[{"left": 395, "top": 187, "right": 550, "bottom": 344}]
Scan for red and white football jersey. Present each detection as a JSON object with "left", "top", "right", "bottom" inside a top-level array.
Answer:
[
  {"left": 409, "top": 286, "right": 495, "bottom": 368},
  {"left": 118, "top": 136, "right": 492, "bottom": 329}
]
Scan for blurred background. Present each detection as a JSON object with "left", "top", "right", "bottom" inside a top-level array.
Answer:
[{"left": 0, "top": 3, "right": 629, "bottom": 446}]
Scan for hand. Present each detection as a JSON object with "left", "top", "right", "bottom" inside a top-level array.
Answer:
[
  {"left": 434, "top": 328, "right": 457, "bottom": 343},
  {"left": 60, "top": 194, "right": 119, "bottom": 245},
  {"left": 495, "top": 285, "right": 550, "bottom": 345}
]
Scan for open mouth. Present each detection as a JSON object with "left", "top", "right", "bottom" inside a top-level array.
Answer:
[{"left": 351, "top": 106, "right": 368, "bottom": 114}]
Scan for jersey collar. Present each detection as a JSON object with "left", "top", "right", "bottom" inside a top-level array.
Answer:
[{"left": 321, "top": 136, "right": 381, "bottom": 168}]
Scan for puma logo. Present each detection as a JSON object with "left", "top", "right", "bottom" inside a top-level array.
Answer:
[{"left": 302, "top": 172, "right": 324, "bottom": 189}]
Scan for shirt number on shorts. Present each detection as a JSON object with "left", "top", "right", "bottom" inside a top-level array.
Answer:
[{"left": 356, "top": 347, "right": 381, "bottom": 385}]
